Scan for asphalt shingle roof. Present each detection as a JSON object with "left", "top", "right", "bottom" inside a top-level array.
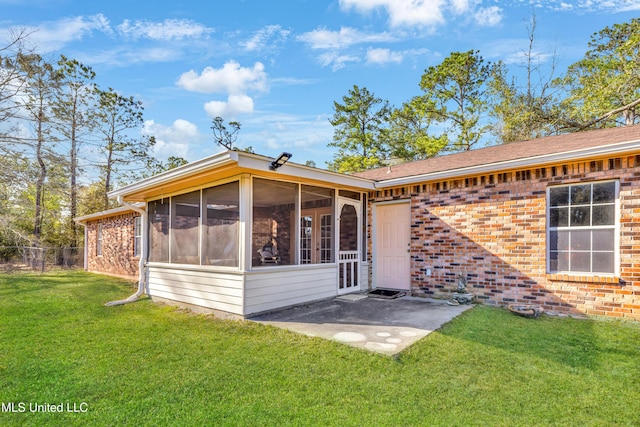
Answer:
[{"left": 354, "top": 126, "right": 640, "bottom": 181}]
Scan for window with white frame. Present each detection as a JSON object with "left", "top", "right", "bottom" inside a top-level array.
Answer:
[
  {"left": 547, "top": 181, "right": 618, "bottom": 274},
  {"left": 300, "top": 185, "right": 334, "bottom": 265},
  {"left": 134, "top": 216, "right": 142, "bottom": 257},
  {"left": 97, "top": 223, "right": 103, "bottom": 256}
]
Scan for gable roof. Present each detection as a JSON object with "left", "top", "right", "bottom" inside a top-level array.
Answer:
[{"left": 356, "top": 126, "right": 640, "bottom": 188}]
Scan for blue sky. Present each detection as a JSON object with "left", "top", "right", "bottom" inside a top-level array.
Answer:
[{"left": 2, "top": 0, "right": 639, "bottom": 169}]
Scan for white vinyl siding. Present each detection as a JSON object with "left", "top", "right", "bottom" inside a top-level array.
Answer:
[
  {"left": 147, "top": 264, "right": 244, "bottom": 315},
  {"left": 244, "top": 265, "right": 336, "bottom": 315}
]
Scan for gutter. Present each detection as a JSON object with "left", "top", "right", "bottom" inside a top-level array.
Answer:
[{"left": 104, "top": 199, "right": 149, "bottom": 307}]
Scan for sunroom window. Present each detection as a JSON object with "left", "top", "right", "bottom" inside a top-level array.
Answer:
[
  {"left": 203, "top": 182, "right": 239, "bottom": 267},
  {"left": 148, "top": 200, "right": 169, "bottom": 262},
  {"left": 548, "top": 181, "right": 617, "bottom": 274},
  {"left": 148, "top": 182, "right": 240, "bottom": 266},
  {"left": 170, "top": 191, "right": 200, "bottom": 264},
  {"left": 252, "top": 179, "right": 297, "bottom": 266}
]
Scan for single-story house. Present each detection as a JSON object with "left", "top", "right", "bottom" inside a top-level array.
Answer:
[
  {"left": 82, "top": 125, "right": 640, "bottom": 320},
  {"left": 75, "top": 203, "right": 144, "bottom": 280}
]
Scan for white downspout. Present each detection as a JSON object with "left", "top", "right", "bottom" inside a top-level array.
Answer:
[{"left": 104, "top": 199, "right": 148, "bottom": 307}]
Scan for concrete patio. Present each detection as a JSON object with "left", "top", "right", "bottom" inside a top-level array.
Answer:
[{"left": 249, "top": 294, "right": 473, "bottom": 355}]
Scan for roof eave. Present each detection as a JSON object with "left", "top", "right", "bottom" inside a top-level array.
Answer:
[
  {"left": 374, "top": 138, "right": 640, "bottom": 189},
  {"left": 108, "top": 150, "right": 376, "bottom": 203},
  {"left": 108, "top": 150, "right": 238, "bottom": 201},
  {"left": 74, "top": 202, "right": 146, "bottom": 224}
]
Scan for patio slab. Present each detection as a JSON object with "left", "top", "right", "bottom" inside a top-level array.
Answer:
[{"left": 249, "top": 295, "right": 473, "bottom": 355}]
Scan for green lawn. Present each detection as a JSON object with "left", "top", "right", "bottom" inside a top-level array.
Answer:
[{"left": 1, "top": 272, "right": 639, "bottom": 426}]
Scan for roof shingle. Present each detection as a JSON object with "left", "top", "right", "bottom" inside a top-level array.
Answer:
[{"left": 354, "top": 126, "right": 640, "bottom": 181}]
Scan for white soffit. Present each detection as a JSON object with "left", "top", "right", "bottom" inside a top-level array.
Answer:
[
  {"left": 108, "top": 150, "right": 375, "bottom": 201},
  {"left": 108, "top": 151, "right": 238, "bottom": 200}
]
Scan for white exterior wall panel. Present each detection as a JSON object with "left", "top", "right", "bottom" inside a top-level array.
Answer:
[
  {"left": 244, "top": 266, "right": 336, "bottom": 315},
  {"left": 147, "top": 264, "right": 244, "bottom": 315}
]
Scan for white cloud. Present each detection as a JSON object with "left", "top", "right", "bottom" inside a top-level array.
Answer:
[
  {"left": 617, "top": 0, "right": 640, "bottom": 11},
  {"left": 525, "top": 0, "right": 640, "bottom": 12},
  {"left": 142, "top": 119, "right": 199, "bottom": 160},
  {"left": 243, "top": 112, "right": 333, "bottom": 156},
  {"left": 340, "top": 0, "right": 446, "bottom": 27},
  {"left": 318, "top": 52, "right": 360, "bottom": 71},
  {"left": 474, "top": 6, "right": 502, "bottom": 26},
  {"left": 176, "top": 61, "right": 267, "bottom": 94},
  {"left": 298, "top": 27, "right": 396, "bottom": 70},
  {"left": 503, "top": 48, "right": 554, "bottom": 66},
  {"left": 450, "top": 0, "right": 479, "bottom": 14},
  {"left": 242, "top": 24, "right": 290, "bottom": 52},
  {"left": 17, "top": 14, "right": 112, "bottom": 53},
  {"left": 297, "top": 26, "right": 395, "bottom": 49},
  {"left": 177, "top": 61, "right": 268, "bottom": 117},
  {"left": 117, "top": 19, "right": 214, "bottom": 41},
  {"left": 204, "top": 94, "right": 255, "bottom": 117},
  {"left": 366, "top": 48, "right": 404, "bottom": 64},
  {"left": 339, "top": 0, "right": 505, "bottom": 28}
]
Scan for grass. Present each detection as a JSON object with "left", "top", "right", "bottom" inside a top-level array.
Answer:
[{"left": 1, "top": 271, "right": 639, "bottom": 426}]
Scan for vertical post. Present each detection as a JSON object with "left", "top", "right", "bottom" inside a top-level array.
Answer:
[
  {"left": 239, "top": 174, "right": 251, "bottom": 272},
  {"left": 140, "top": 208, "right": 148, "bottom": 295}
]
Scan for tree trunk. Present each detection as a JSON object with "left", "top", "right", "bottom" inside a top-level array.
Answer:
[
  {"left": 69, "top": 111, "right": 78, "bottom": 246},
  {"left": 34, "top": 109, "right": 46, "bottom": 242},
  {"left": 104, "top": 143, "right": 113, "bottom": 211}
]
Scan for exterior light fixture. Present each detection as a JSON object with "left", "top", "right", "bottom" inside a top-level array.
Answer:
[{"left": 269, "top": 152, "right": 292, "bottom": 170}]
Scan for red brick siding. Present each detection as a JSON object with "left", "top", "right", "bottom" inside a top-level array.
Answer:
[
  {"left": 369, "top": 155, "right": 640, "bottom": 320},
  {"left": 86, "top": 213, "right": 140, "bottom": 279}
]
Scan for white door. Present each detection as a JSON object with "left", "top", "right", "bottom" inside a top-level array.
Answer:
[
  {"left": 375, "top": 202, "right": 411, "bottom": 290},
  {"left": 300, "top": 208, "right": 333, "bottom": 264},
  {"left": 337, "top": 199, "right": 361, "bottom": 294}
]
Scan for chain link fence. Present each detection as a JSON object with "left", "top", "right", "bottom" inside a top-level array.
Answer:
[{"left": 0, "top": 246, "right": 84, "bottom": 272}]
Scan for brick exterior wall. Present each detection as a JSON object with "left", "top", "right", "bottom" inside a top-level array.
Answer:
[
  {"left": 86, "top": 212, "right": 140, "bottom": 279},
  {"left": 368, "top": 155, "right": 640, "bottom": 320}
]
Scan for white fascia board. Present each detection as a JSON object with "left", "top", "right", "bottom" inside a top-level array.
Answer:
[
  {"left": 236, "top": 152, "right": 376, "bottom": 190},
  {"left": 108, "top": 149, "right": 375, "bottom": 202},
  {"left": 374, "top": 139, "right": 640, "bottom": 189},
  {"left": 74, "top": 202, "right": 146, "bottom": 224},
  {"left": 108, "top": 150, "right": 238, "bottom": 200}
]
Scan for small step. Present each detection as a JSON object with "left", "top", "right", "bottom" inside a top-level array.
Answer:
[{"left": 367, "top": 289, "right": 405, "bottom": 299}]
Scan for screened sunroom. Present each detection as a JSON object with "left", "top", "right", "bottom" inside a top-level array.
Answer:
[{"left": 109, "top": 150, "right": 374, "bottom": 317}]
